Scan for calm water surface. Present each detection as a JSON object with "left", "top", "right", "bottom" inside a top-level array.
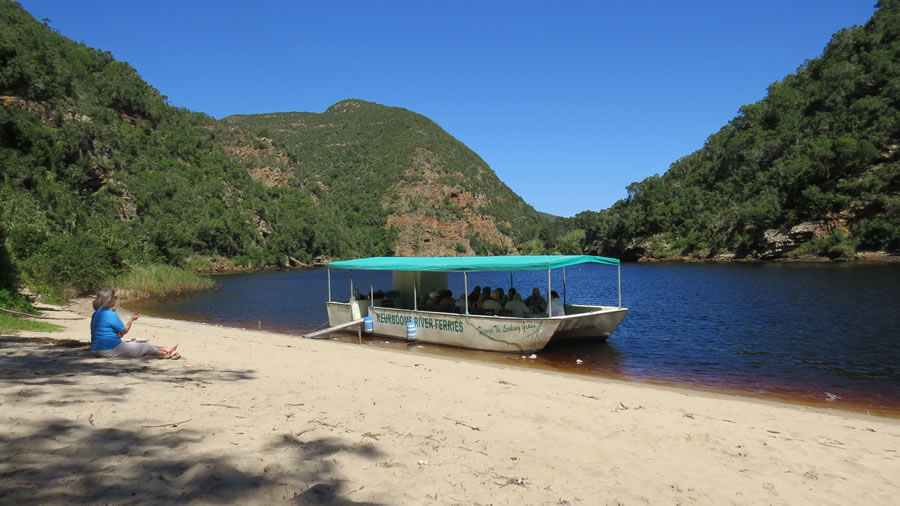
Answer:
[{"left": 129, "top": 263, "right": 900, "bottom": 415}]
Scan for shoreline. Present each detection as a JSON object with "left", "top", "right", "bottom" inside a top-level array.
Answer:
[
  {"left": 1, "top": 302, "right": 898, "bottom": 504},
  {"left": 190, "top": 251, "right": 900, "bottom": 275},
  {"left": 123, "top": 298, "right": 900, "bottom": 419},
  {"left": 634, "top": 251, "right": 900, "bottom": 263}
]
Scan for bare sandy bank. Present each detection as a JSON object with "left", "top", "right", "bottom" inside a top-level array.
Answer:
[{"left": 1, "top": 301, "right": 898, "bottom": 505}]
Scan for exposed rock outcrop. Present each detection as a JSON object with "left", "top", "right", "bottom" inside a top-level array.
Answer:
[
  {"left": 758, "top": 220, "right": 846, "bottom": 259},
  {"left": 222, "top": 137, "right": 294, "bottom": 187}
]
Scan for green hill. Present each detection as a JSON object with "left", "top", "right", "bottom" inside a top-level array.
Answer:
[
  {"left": 0, "top": 1, "right": 544, "bottom": 299},
  {"left": 2, "top": 0, "right": 275, "bottom": 296},
  {"left": 572, "top": 0, "right": 900, "bottom": 260},
  {"left": 213, "top": 100, "right": 544, "bottom": 258},
  {"left": 2, "top": 0, "right": 899, "bottom": 304}
]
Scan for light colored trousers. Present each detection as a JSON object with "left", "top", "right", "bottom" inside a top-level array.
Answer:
[{"left": 96, "top": 341, "right": 159, "bottom": 358}]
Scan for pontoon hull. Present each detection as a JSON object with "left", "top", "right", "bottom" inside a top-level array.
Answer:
[
  {"left": 551, "top": 305, "right": 629, "bottom": 339},
  {"left": 326, "top": 302, "right": 628, "bottom": 353}
]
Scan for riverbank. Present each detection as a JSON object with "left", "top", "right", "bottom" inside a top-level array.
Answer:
[
  {"left": 181, "top": 250, "right": 900, "bottom": 277},
  {"left": 635, "top": 251, "right": 900, "bottom": 263},
  {"left": 2, "top": 301, "right": 898, "bottom": 504}
]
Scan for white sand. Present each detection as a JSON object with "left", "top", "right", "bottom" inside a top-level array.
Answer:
[{"left": 1, "top": 301, "right": 898, "bottom": 505}]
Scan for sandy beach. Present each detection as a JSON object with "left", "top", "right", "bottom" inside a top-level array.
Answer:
[{"left": 1, "top": 301, "right": 898, "bottom": 505}]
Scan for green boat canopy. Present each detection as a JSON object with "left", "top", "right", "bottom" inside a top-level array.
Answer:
[{"left": 328, "top": 255, "right": 619, "bottom": 272}]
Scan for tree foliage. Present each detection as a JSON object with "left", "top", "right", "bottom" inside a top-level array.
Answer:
[
  {"left": 0, "top": 2, "right": 545, "bottom": 297},
  {"left": 573, "top": 1, "right": 900, "bottom": 259},
  {"left": 216, "top": 100, "right": 545, "bottom": 256}
]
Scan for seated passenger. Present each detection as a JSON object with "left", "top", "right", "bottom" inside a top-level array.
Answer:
[
  {"left": 480, "top": 289, "right": 504, "bottom": 315},
  {"left": 478, "top": 286, "right": 492, "bottom": 306},
  {"left": 525, "top": 288, "right": 547, "bottom": 314},
  {"left": 455, "top": 293, "right": 467, "bottom": 313},
  {"left": 438, "top": 290, "right": 456, "bottom": 311},
  {"left": 426, "top": 289, "right": 440, "bottom": 307},
  {"left": 504, "top": 293, "right": 531, "bottom": 318},
  {"left": 549, "top": 290, "right": 565, "bottom": 316},
  {"left": 468, "top": 286, "right": 481, "bottom": 303}
]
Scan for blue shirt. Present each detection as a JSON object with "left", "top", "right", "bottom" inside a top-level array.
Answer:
[{"left": 91, "top": 308, "right": 125, "bottom": 351}]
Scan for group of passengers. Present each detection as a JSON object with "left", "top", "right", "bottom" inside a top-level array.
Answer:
[
  {"left": 419, "top": 286, "right": 564, "bottom": 316},
  {"left": 460, "top": 286, "right": 564, "bottom": 317},
  {"left": 421, "top": 289, "right": 458, "bottom": 312}
]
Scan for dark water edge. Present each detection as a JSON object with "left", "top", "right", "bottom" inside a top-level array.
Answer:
[
  {"left": 314, "top": 331, "right": 900, "bottom": 418},
  {"left": 118, "top": 305, "right": 900, "bottom": 418},
  {"left": 126, "top": 262, "right": 900, "bottom": 418},
  {"left": 121, "top": 317, "right": 900, "bottom": 419}
]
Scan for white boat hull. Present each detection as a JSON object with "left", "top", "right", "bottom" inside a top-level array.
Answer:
[
  {"left": 552, "top": 305, "right": 629, "bottom": 339},
  {"left": 326, "top": 302, "right": 628, "bottom": 353}
]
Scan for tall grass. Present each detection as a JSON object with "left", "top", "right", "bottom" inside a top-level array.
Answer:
[{"left": 110, "top": 264, "right": 217, "bottom": 300}]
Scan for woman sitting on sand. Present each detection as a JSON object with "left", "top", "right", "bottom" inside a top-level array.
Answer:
[{"left": 90, "top": 288, "right": 180, "bottom": 359}]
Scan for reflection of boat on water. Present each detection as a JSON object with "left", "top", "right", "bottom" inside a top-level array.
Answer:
[{"left": 323, "top": 255, "right": 628, "bottom": 353}]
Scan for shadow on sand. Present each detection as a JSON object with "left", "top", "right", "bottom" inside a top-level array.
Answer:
[
  {"left": 0, "top": 419, "right": 386, "bottom": 504},
  {"left": 0, "top": 335, "right": 255, "bottom": 387},
  {"left": 0, "top": 336, "right": 386, "bottom": 504}
]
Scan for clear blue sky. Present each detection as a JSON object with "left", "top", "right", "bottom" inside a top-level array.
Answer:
[{"left": 19, "top": 1, "right": 877, "bottom": 217}]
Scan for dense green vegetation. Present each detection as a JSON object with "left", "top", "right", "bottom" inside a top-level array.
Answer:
[
  {"left": 216, "top": 100, "right": 545, "bottom": 258},
  {"left": 0, "top": 1, "right": 544, "bottom": 303},
  {"left": 1, "top": 0, "right": 898, "bottom": 311},
  {"left": 1, "top": 1, "right": 278, "bottom": 299},
  {"left": 570, "top": 1, "right": 900, "bottom": 260}
]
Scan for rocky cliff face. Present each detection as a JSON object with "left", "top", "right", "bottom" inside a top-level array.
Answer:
[
  {"left": 215, "top": 100, "right": 542, "bottom": 257},
  {"left": 756, "top": 213, "right": 858, "bottom": 259},
  {"left": 218, "top": 130, "right": 518, "bottom": 256},
  {"left": 220, "top": 134, "right": 294, "bottom": 187},
  {"left": 386, "top": 184, "right": 515, "bottom": 257}
]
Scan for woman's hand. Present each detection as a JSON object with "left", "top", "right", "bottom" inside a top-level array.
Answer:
[{"left": 119, "top": 313, "right": 140, "bottom": 337}]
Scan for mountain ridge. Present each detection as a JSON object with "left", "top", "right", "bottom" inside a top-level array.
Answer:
[
  {"left": 212, "top": 98, "right": 545, "bottom": 256},
  {"left": 3, "top": 0, "right": 900, "bottom": 304}
]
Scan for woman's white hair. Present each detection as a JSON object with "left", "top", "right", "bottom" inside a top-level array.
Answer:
[{"left": 92, "top": 288, "right": 116, "bottom": 311}]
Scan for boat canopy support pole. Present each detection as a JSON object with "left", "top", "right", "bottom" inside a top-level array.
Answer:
[
  {"left": 563, "top": 267, "right": 567, "bottom": 305},
  {"left": 369, "top": 272, "right": 374, "bottom": 307},
  {"left": 464, "top": 272, "right": 469, "bottom": 315},
  {"left": 349, "top": 271, "right": 354, "bottom": 302},
  {"left": 327, "top": 268, "right": 332, "bottom": 302},
  {"left": 547, "top": 269, "right": 552, "bottom": 317},
  {"left": 618, "top": 264, "right": 622, "bottom": 309}
]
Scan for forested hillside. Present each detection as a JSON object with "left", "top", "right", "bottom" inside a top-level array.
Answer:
[
  {"left": 564, "top": 0, "right": 899, "bottom": 260},
  {"left": 2, "top": 0, "right": 898, "bottom": 305},
  {"left": 1, "top": 1, "right": 276, "bottom": 297},
  {"left": 213, "top": 100, "right": 545, "bottom": 257},
  {"left": 0, "top": 1, "right": 544, "bottom": 299}
]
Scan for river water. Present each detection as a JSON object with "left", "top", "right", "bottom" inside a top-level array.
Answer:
[{"left": 128, "top": 262, "right": 900, "bottom": 416}]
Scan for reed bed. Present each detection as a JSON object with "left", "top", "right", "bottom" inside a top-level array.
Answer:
[{"left": 110, "top": 264, "right": 217, "bottom": 300}]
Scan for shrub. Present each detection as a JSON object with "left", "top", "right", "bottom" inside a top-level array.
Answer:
[
  {"left": 794, "top": 230, "right": 857, "bottom": 259},
  {"left": 19, "top": 234, "right": 121, "bottom": 296},
  {"left": 0, "top": 288, "right": 35, "bottom": 313}
]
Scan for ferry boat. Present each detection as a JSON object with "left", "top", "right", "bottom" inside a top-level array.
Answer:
[{"left": 323, "top": 255, "right": 628, "bottom": 353}]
